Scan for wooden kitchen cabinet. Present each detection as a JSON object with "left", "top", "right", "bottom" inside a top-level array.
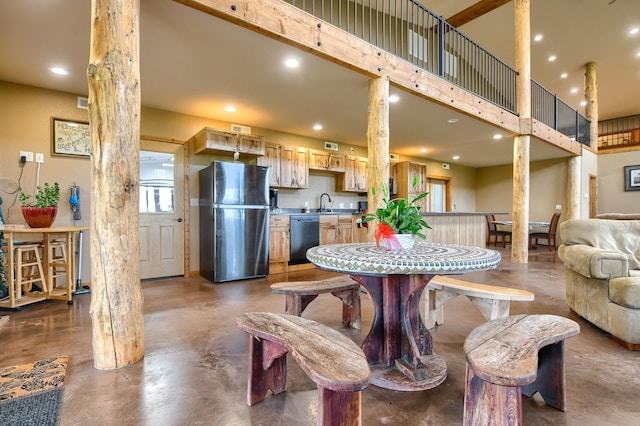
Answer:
[
  {"left": 258, "top": 143, "right": 308, "bottom": 189},
  {"left": 280, "top": 145, "right": 309, "bottom": 188},
  {"left": 257, "top": 142, "right": 281, "bottom": 187},
  {"left": 336, "top": 155, "right": 368, "bottom": 193},
  {"left": 192, "top": 127, "right": 265, "bottom": 157},
  {"left": 320, "top": 215, "right": 352, "bottom": 245},
  {"left": 395, "top": 161, "right": 428, "bottom": 211},
  {"left": 269, "top": 215, "right": 290, "bottom": 270},
  {"left": 237, "top": 134, "right": 265, "bottom": 156},
  {"left": 308, "top": 150, "right": 346, "bottom": 172}
]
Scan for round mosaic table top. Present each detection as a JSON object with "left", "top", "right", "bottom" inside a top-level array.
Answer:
[{"left": 306, "top": 242, "right": 501, "bottom": 276}]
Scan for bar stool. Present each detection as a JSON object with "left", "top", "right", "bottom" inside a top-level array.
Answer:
[
  {"left": 48, "top": 240, "right": 70, "bottom": 293},
  {"left": 14, "top": 244, "right": 47, "bottom": 298}
]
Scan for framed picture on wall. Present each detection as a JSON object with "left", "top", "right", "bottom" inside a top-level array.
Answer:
[
  {"left": 51, "top": 117, "right": 91, "bottom": 158},
  {"left": 624, "top": 164, "right": 640, "bottom": 191}
]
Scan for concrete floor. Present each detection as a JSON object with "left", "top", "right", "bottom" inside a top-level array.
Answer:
[{"left": 0, "top": 247, "right": 638, "bottom": 425}]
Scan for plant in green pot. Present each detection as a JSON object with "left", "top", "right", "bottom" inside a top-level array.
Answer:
[
  {"left": 19, "top": 182, "right": 60, "bottom": 228},
  {"left": 361, "top": 177, "right": 431, "bottom": 251}
]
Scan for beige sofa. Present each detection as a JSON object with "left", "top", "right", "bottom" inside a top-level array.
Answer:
[{"left": 558, "top": 219, "right": 640, "bottom": 350}]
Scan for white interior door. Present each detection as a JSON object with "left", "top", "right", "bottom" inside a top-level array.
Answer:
[
  {"left": 139, "top": 140, "right": 184, "bottom": 279},
  {"left": 429, "top": 179, "right": 447, "bottom": 212}
]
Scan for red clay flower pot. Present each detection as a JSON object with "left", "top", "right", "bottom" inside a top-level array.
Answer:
[{"left": 21, "top": 206, "right": 58, "bottom": 228}]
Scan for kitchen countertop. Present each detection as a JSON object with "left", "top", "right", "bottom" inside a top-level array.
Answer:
[{"left": 270, "top": 209, "right": 507, "bottom": 217}]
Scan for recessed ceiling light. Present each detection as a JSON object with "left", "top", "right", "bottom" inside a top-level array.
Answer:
[
  {"left": 389, "top": 94, "right": 400, "bottom": 103},
  {"left": 313, "top": 124, "right": 322, "bottom": 130},
  {"left": 50, "top": 67, "right": 68, "bottom": 76},
  {"left": 560, "top": 73, "right": 568, "bottom": 79},
  {"left": 420, "top": 148, "right": 427, "bottom": 153},
  {"left": 224, "top": 105, "right": 236, "bottom": 112},
  {"left": 548, "top": 55, "right": 557, "bottom": 62},
  {"left": 284, "top": 58, "right": 300, "bottom": 68},
  {"left": 580, "top": 101, "right": 587, "bottom": 107},
  {"left": 452, "top": 155, "right": 460, "bottom": 160},
  {"left": 534, "top": 34, "right": 543, "bottom": 42},
  {"left": 637, "top": 51, "right": 640, "bottom": 57},
  {"left": 446, "top": 118, "right": 459, "bottom": 124},
  {"left": 570, "top": 88, "right": 579, "bottom": 94},
  {"left": 493, "top": 134, "right": 502, "bottom": 140},
  {"left": 630, "top": 28, "right": 639, "bottom": 36}
]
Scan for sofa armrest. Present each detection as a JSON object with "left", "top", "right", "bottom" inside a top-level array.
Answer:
[{"left": 559, "top": 244, "right": 629, "bottom": 279}]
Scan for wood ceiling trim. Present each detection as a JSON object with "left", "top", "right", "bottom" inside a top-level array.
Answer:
[{"left": 446, "top": 0, "right": 512, "bottom": 28}]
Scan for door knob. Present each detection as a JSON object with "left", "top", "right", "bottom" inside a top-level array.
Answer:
[{"left": 176, "top": 218, "right": 183, "bottom": 223}]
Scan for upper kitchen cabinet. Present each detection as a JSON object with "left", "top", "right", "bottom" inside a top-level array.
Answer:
[
  {"left": 308, "top": 150, "right": 346, "bottom": 173},
  {"left": 336, "top": 155, "right": 368, "bottom": 193},
  {"left": 395, "top": 161, "right": 428, "bottom": 210},
  {"left": 281, "top": 145, "right": 309, "bottom": 188},
  {"left": 257, "top": 142, "right": 308, "bottom": 188},
  {"left": 192, "top": 127, "right": 265, "bottom": 157},
  {"left": 257, "top": 142, "right": 281, "bottom": 187}
]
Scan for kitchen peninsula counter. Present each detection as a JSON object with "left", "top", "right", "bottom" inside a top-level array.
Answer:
[{"left": 420, "top": 212, "right": 506, "bottom": 247}]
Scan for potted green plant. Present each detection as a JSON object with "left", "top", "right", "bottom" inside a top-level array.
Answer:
[
  {"left": 18, "top": 182, "right": 60, "bottom": 228},
  {"left": 361, "top": 177, "right": 431, "bottom": 250}
]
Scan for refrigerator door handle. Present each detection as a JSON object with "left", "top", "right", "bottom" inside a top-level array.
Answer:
[{"left": 213, "top": 204, "right": 269, "bottom": 209}]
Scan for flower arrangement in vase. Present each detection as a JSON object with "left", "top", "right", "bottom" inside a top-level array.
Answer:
[
  {"left": 18, "top": 182, "right": 60, "bottom": 228},
  {"left": 361, "top": 176, "right": 431, "bottom": 251}
]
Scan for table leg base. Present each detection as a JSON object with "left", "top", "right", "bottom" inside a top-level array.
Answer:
[{"left": 370, "top": 353, "right": 447, "bottom": 391}]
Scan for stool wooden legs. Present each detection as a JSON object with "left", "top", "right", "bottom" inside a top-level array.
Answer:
[{"left": 14, "top": 244, "right": 47, "bottom": 298}]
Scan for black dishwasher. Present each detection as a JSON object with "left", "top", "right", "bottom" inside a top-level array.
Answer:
[{"left": 289, "top": 215, "right": 320, "bottom": 265}]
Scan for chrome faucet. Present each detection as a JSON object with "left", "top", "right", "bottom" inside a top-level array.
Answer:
[{"left": 320, "top": 193, "right": 332, "bottom": 212}]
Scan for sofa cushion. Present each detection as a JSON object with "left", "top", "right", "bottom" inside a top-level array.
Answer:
[
  {"left": 610, "top": 277, "right": 640, "bottom": 309},
  {"left": 559, "top": 219, "right": 640, "bottom": 270},
  {"left": 630, "top": 270, "right": 640, "bottom": 278}
]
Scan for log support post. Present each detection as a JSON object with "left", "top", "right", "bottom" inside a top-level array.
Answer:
[
  {"left": 512, "top": 0, "right": 531, "bottom": 264},
  {"left": 566, "top": 156, "right": 581, "bottom": 220},
  {"left": 585, "top": 62, "right": 598, "bottom": 151},
  {"left": 367, "top": 76, "right": 390, "bottom": 241},
  {"left": 87, "top": 0, "right": 145, "bottom": 369}
]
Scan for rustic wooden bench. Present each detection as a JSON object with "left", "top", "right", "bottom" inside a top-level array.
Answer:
[
  {"left": 236, "top": 312, "right": 370, "bottom": 426},
  {"left": 270, "top": 276, "right": 362, "bottom": 329},
  {"left": 425, "top": 275, "right": 535, "bottom": 329},
  {"left": 463, "top": 314, "right": 580, "bottom": 426}
]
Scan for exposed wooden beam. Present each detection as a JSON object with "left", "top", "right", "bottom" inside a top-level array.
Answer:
[{"left": 446, "top": 0, "right": 512, "bottom": 28}]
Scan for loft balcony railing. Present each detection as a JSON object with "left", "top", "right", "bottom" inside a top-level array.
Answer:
[
  {"left": 289, "top": 0, "right": 590, "bottom": 145},
  {"left": 532, "top": 80, "right": 590, "bottom": 145},
  {"left": 598, "top": 115, "right": 640, "bottom": 150}
]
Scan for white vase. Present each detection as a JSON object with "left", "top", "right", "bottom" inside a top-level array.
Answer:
[{"left": 393, "top": 234, "right": 415, "bottom": 250}]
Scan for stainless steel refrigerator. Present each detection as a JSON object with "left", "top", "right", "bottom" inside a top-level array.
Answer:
[{"left": 199, "top": 161, "right": 270, "bottom": 283}]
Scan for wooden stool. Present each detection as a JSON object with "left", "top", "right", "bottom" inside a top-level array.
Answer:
[
  {"left": 463, "top": 314, "right": 580, "bottom": 425},
  {"left": 237, "top": 312, "right": 370, "bottom": 425},
  {"left": 270, "top": 276, "right": 362, "bottom": 328},
  {"left": 14, "top": 244, "right": 47, "bottom": 297},
  {"left": 48, "top": 240, "right": 69, "bottom": 291}
]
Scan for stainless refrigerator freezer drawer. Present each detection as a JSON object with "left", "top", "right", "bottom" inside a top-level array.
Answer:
[{"left": 212, "top": 207, "right": 269, "bottom": 283}]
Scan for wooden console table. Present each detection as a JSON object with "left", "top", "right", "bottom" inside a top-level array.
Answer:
[{"left": 1, "top": 226, "right": 88, "bottom": 309}]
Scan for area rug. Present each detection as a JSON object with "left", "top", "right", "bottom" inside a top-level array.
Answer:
[{"left": 0, "top": 356, "right": 68, "bottom": 426}]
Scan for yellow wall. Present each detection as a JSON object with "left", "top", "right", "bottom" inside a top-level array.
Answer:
[
  {"left": 475, "top": 158, "right": 568, "bottom": 223},
  {"left": 7, "top": 80, "right": 629, "bottom": 278}
]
